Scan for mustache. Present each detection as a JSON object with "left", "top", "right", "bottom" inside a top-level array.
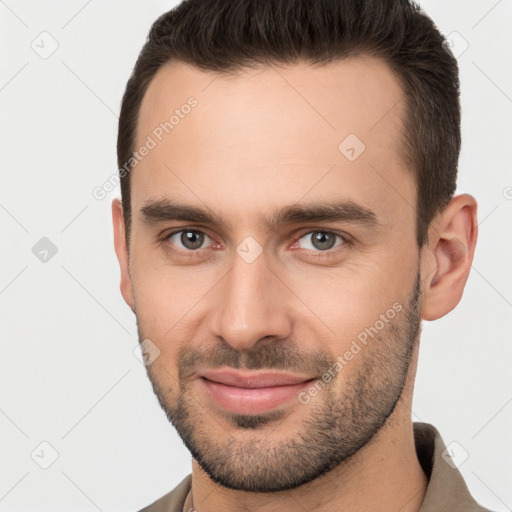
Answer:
[{"left": 176, "top": 339, "right": 334, "bottom": 381}]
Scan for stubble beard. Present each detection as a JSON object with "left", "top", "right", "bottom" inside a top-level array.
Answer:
[{"left": 137, "top": 270, "right": 422, "bottom": 492}]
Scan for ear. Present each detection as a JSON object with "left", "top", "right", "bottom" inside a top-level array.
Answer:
[
  {"left": 420, "top": 194, "right": 478, "bottom": 321},
  {"left": 112, "top": 198, "right": 135, "bottom": 313}
]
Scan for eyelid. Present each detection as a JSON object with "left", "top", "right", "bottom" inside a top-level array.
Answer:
[
  {"left": 163, "top": 228, "right": 217, "bottom": 252},
  {"left": 291, "top": 229, "right": 350, "bottom": 253},
  {"left": 161, "top": 227, "right": 351, "bottom": 256}
]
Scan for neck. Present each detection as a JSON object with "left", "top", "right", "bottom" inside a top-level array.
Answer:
[{"left": 188, "top": 407, "right": 427, "bottom": 512}]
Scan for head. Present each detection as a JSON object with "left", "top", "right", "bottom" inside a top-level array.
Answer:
[{"left": 112, "top": 0, "right": 478, "bottom": 492}]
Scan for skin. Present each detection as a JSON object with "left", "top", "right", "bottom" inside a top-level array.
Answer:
[{"left": 112, "top": 57, "right": 478, "bottom": 512}]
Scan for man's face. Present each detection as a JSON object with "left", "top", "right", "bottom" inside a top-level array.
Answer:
[{"left": 123, "top": 57, "right": 424, "bottom": 491}]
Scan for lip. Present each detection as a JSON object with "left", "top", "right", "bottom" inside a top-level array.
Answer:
[
  {"left": 200, "top": 369, "right": 314, "bottom": 388},
  {"left": 198, "top": 369, "right": 315, "bottom": 415}
]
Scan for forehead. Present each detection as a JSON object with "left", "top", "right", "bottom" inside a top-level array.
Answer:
[
  {"left": 132, "top": 57, "right": 414, "bottom": 232},
  {"left": 137, "top": 56, "right": 406, "bottom": 151}
]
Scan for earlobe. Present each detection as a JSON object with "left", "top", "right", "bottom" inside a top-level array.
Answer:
[
  {"left": 420, "top": 194, "right": 478, "bottom": 321},
  {"left": 111, "top": 198, "right": 135, "bottom": 312}
]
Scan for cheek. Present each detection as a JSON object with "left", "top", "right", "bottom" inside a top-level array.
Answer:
[
  {"left": 131, "top": 260, "right": 176, "bottom": 337},
  {"left": 287, "top": 256, "right": 412, "bottom": 351},
  {"left": 131, "top": 258, "right": 219, "bottom": 355}
]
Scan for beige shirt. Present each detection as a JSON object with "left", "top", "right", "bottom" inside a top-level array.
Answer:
[{"left": 139, "top": 422, "right": 494, "bottom": 512}]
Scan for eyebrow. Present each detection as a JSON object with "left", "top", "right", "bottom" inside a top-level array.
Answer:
[{"left": 140, "top": 198, "right": 381, "bottom": 232}]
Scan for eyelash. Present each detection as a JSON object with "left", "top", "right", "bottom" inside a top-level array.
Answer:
[{"left": 160, "top": 228, "right": 350, "bottom": 259}]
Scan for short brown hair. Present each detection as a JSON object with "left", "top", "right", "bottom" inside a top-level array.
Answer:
[{"left": 117, "top": 0, "right": 460, "bottom": 248}]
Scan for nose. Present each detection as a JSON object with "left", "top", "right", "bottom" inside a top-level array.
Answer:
[{"left": 210, "top": 248, "right": 293, "bottom": 352}]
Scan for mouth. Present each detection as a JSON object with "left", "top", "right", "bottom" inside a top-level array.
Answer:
[{"left": 198, "top": 369, "right": 316, "bottom": 415}]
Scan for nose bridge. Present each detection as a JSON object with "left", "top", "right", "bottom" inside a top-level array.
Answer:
[{"left": 212, "top": 249, "right": 292, "bottom": 350}]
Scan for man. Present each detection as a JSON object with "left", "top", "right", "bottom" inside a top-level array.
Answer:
[{"left": 112, "top": 0, "right": 492, "bottom": 510}]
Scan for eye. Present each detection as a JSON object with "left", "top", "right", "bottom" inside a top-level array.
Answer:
[
  {"left": 295, "top": 230, "right": 346, "bottom": 253},
  {"left": 166, "top": 229, "right": 214, "bottom": 251}
]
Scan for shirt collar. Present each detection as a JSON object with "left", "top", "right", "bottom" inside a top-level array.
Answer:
[{"left": 414, "top": 422, "right": 489, "bottom": 511}]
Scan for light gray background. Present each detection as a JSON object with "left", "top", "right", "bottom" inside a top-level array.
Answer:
[{"left": 1, "top": 1, "right": 511, "bottom": 511}]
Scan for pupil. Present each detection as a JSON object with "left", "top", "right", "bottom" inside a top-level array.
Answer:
[
  {"left": 312, "top": 232, "right": 335, "bottom": 250},
  {"left": 181, "top": 231, "right": 204, "bottom": 249}
]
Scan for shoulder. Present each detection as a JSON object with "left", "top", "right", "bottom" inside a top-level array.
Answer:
[
  {"left": 414, "top": 423, "right": 496, "bottom": 512},
  {"left": 138, "top": 474, "right": 192, "bottom": 512}
]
